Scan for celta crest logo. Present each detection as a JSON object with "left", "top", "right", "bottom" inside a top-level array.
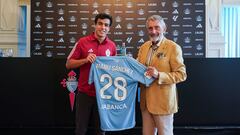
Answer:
[
  {"left": 105, "top": 49, "right": 110, "bottom": 56},
  {"left": 61, "top": 70, "right": 78, "bottom": 111}
]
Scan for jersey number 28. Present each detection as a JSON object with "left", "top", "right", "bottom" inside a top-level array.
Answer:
[{"left": 99, "top": 74, "right": 127, "bottom": 101}]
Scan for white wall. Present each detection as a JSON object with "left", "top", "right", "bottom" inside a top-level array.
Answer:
[
  {"left": 0, "top": 0, "right": 18, "bottom": 57},
  {"left": 206, "top": 0, "right": 225, "bottom": 57},
  {"left": 223, "top": 0, "right": 240, "bottom": 5}
]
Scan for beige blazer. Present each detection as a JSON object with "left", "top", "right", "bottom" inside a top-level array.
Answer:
[{"left": 137, "top": 38, "right": 187, "bottom": 115}]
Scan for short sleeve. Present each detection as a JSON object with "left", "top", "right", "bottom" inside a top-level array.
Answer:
[{"left": 127, "top": 57, "right": 154, "bottom": 86}]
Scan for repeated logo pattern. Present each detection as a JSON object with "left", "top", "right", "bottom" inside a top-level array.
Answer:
[{"left": 31, "top": 0, "right": 205, "bottom": 58}]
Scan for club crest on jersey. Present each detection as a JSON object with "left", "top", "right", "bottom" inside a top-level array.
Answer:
[
  {"left": 88, "top": 49, "right": 93, "bottom": 53},
  {"left": 105, "top": 49, "right": 110, "bottom": 56}
]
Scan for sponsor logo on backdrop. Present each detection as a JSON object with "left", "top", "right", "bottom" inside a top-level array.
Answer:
[
  {"left": 172, "top": 1, "right": 179, "bottom": 7},
  {"left": 35, "top": 24, "right": 41, "bottom": 28},
  {"left": 172, "top": 9, "right": 179, "bottom": 14},
  {"left": 126, "top": 2, "right": 133, "bottom": 8},
  {"left": 173, "top": 30, "right": 179, "bottom": 36},
  {"left": 161, "top": 2, "right": 166, "bottom": 7},
  {"left": 70, "top": 37, "right": 76, "bottom": 43},
  {"left": 35, "top": 16, "right": 41, "bottom": 21},
  {"left": 35, "top": 2, "right": 40, "bottom": 7}
]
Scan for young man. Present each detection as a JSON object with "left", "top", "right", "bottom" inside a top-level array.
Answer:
[
  {"left": 66, "top": 13, "right": 116, "bottom": 135},
  {"left": 137, "top": 15, "right": 187, "bottom": 135}
]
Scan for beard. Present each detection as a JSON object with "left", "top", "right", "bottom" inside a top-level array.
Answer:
[{"left": 149, "top": 34, "right": 163, "bottom": 43}]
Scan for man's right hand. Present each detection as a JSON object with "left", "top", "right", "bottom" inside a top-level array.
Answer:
[{"left": 86, "top": 53, "right": 97, "bottom": 63}]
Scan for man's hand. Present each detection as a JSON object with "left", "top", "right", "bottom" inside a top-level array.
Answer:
[
  {"left": 86, "top": 53, "right": 97, "bottom": 63},
  {"left": 146, "top": 66, "right": 159, "bottom": 78}
]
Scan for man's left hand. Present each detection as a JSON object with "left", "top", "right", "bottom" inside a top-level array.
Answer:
[{"left": 147, "top": 66, "right": 159, "bottom": 78}]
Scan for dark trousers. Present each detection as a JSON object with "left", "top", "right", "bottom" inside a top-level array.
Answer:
[{"left": 75, "top": 92, "right": 105, "bottom": 135}]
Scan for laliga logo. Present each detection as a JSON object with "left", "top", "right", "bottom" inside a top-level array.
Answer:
[{"left": 61, "top": 70, "right": 78, "bottom": 111}]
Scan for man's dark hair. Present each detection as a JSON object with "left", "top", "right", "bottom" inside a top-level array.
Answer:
[{"left": 94, "top": 13, "right": 113, "bottom": 26}]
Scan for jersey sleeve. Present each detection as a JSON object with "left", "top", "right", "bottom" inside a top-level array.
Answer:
[
  {"left": 67, "top": 41, "right": 81, "bottom": 60},
  {"left": 127, "top": 57, "right": 154, "bottom": 86}
]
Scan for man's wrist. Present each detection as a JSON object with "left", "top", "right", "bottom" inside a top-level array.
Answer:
[
  {"left": 153, "top": 69, "right": 159, "bottom": 78},
  {"left": 82, "top": 58, "right": 89, "bottom": 64}
]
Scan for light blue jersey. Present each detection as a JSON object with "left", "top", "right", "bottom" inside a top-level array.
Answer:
[{"left": 89, "top": 56, "right": 154, "bottom": 131}]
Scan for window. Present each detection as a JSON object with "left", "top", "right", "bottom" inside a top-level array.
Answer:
[{"left": 221, "top": 6, "right": 240, "bottom": 57}]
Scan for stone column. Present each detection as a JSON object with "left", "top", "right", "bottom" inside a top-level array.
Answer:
[
  {"left": 0, "top": 0, "right": 18, "bottom": 57},
  {"left": 206, "top": 0, "right": 225, "bottom": 57}
]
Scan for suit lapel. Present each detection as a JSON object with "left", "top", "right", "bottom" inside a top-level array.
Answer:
[
  {"left": 141, "top": 42, "right": 152, "bottom": 65},
  {"left": 152, "top": 38, "right": 167, "bottom": 62}
]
